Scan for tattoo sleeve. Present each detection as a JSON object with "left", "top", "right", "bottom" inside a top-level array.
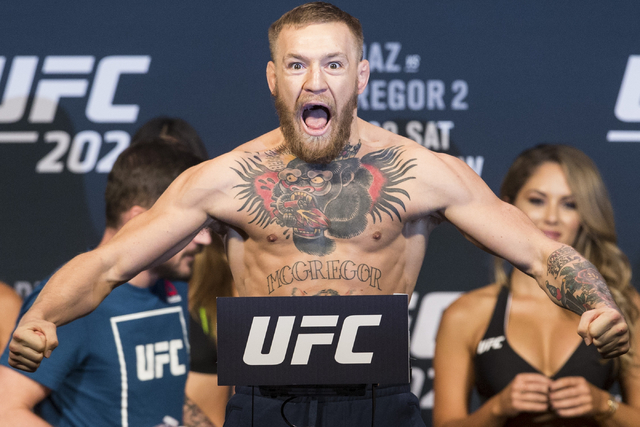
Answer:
[
  {"left": 183, "top": 396, "right": 217, "bottom": 427},
  {"left": 545, "top": 246, "right": 617, "bottom": 314}
]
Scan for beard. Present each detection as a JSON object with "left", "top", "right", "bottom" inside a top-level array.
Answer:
[
  {"left": 153, "top": 253, "right": 195, "bottom": 282},
  {"left": 274, "top": 85, "right": 358, "bottom": 164}
]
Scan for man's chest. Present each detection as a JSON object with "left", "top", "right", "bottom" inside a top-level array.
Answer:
[{"left": 227, "top": 145, "right": 421, "bottom": 253}]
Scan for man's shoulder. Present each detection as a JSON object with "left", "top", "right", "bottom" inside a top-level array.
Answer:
[
  {"left": 358, "top": 120, "right": 462, "bottom": 166},
  {"left": 231, "top": 128, "right": 282, "bottom": 154},
  {"left": 197, "top": 129, "right": 284, "bottom": 176},
  {"left": 359, "top": 119, "right": 419, "bottom": 149}
]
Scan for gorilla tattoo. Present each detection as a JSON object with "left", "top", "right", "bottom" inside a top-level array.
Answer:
[{"left": 233, "top": 142, "right": 416, "bottom": 256}]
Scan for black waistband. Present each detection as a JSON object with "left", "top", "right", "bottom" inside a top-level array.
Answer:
[{"left": 235, "top": 384, "right": 410, "bottom": 401}]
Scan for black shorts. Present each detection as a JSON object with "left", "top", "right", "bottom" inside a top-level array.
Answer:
[{"left": 223, "top": 385, "right": 425, "bottom": 427}]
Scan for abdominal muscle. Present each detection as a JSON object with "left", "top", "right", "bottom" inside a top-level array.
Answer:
[{"left": 224, "top": 224, "right": 426, "bottom": 298}]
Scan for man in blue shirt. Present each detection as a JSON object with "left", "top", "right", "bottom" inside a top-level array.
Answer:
[{"left": 0, "top": 140, "right": 211, "bottom": 427}]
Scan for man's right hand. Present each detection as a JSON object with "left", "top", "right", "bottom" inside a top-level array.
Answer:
[{"left": 8, "top": 319, "right": 58, "bottom": 372}]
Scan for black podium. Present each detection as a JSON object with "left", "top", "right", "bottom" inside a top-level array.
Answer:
[
  {"left": 217, "top": 295, "right": 410, "bottom": 426},
  {"left": 217, "top": 294, "right": 409, "bottom": 385}
]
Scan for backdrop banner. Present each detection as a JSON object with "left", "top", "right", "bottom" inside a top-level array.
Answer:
[{"left": 1, "top": 2, "right": 639, "bottom": 423}]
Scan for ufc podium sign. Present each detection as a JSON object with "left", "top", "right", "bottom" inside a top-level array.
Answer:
[{"left": 217, "top": 295, "right": 410, "bottom": 386}]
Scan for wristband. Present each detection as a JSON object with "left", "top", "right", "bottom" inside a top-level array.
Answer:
[{"left": 596, "top": 394, "right": 619, "bottom": 420}]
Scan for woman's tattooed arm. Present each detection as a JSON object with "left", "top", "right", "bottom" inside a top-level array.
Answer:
[{"left": 544, "top": 246, "right": 618, "bottom": 314}]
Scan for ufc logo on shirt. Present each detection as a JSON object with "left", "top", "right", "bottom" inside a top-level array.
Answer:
[
  {"left": 477, "top": 336, "right": 505, "bottom": 355},
  {"left": 136, "top": 339, "right": 186, "bottom": 381}
]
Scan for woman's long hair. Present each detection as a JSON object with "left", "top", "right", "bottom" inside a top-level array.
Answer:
[
  {"left": 188, "top": 231, "right": 235, "bottom": 341},
  {"left": 494, "top": 144, "right": 637, "bottom": 368}
]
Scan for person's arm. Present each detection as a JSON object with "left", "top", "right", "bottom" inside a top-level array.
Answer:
[
  {"left": 432, "top": 292, "right": 551, "bottom": 427},
  {"left": 429, "top": 154, "right": 628, "bottom": 357},
  {"left": 0, "top": 283, "right": 22, "bottom": 350},
  {"left": 9, "top": 158, "right": 236, "bottom": 372},
  {"left": 185, "top": 372, "right": 230, "bottom": 427},
  {"left": 0, "top": 366, "right": 52, "bottom": 427},
  {"left": 549, "top": 292, "right": 640, "bottom": 425},
  {"left": 183, "top": 394, "right": 217, "bottom": 427}
]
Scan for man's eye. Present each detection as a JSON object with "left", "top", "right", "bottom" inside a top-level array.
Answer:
[
  {"left": 328, "top": 62, "right": 341, "bottom": 69},
  {"left": 290, "top": 63, "right": 303, "bottom": 70}
]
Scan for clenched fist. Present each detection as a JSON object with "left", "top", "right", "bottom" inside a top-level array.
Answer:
[
  {"left": 8, "top": 318, "right": 59, "bottom": 372},
  {"left": 578, "top": 307, "right": 629, "bottom": 358}
]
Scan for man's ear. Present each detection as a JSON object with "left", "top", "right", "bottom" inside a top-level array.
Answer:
[
  {"left": 267, "top": 61, "right": 276, "bottom": 95},
  {"left": 357, "top": 59, "right": 370, "bottom": 95},
  {"left": 120, "top": 205, "right": 148, "bottom": 225}
]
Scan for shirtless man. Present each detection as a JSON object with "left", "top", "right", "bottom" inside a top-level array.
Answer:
[{"left": 8, "top": 3, "right": 629, "bottom": 425}]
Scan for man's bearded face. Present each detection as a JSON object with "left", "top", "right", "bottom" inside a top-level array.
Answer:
[{"left": 274, "top": 83, "right": 358, "bottom": 164}]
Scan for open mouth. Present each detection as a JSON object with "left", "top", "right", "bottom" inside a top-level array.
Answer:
[{"left": 302, "top": 104, "right": 331, "bottom": 133}]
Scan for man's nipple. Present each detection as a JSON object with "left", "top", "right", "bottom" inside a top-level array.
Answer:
[
  {"left": 372, "top": 231, "right": 382, "bottom": 240},
  {"left": 267, "top": 234, "right": 278, "bottom": 242}
]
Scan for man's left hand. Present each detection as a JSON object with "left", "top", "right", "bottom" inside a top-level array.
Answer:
[{"left": 578, "top": 307, "right": 629, "bottom": 358}]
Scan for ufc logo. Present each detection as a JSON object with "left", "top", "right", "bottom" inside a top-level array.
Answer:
[
  {"left": 135, "top": 339, "right": 186, "bottom": 381},
  {"left": 476, "top": 336, "right": 505, "bottom": 355},
  {"left": 243, "top": 314, "right": 382, "bottom": 366},
  {"left": 0, "top": 55, "right": 150, "bottom": 123}
]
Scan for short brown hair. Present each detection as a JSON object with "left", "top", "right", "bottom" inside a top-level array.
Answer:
[
  {"left": 268, "top": 2, "right": 364, "bottom": 61},
  {"left": 105, "top": 140, "right": 203, "bottom": 228},
  {"left": 131, "top": 116, "right": 209, "bottom": 161}
]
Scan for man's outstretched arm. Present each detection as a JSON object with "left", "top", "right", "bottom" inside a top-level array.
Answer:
[
  {"left": 8, "top": 162, "right": 224, "bottom": 372},
  {"left": 427, "top": 153, "right": 629, "bottom": 357}
]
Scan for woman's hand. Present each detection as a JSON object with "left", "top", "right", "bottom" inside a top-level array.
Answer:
[
  {"left": 548, "top": 376, "right": 609, "bottom": 417},
  {"left": 494, "top": 373, "right": 551, "bottom": 417}
]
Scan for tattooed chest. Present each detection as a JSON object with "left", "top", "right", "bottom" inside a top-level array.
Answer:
[{"left": 233, "top": 143, "right": 416, "bottom": 257}]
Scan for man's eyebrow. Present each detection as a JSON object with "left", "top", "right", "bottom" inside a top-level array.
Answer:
[
  {"left": 284, "top": 53, "right": 307, "bottom": 61},
  {"left": 282, "top": 52, "right": 348, "bottom": 61}
]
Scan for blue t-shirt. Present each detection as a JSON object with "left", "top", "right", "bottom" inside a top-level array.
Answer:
[{"left": 1, "top": 277, "right": 190, "bottom": 427}]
